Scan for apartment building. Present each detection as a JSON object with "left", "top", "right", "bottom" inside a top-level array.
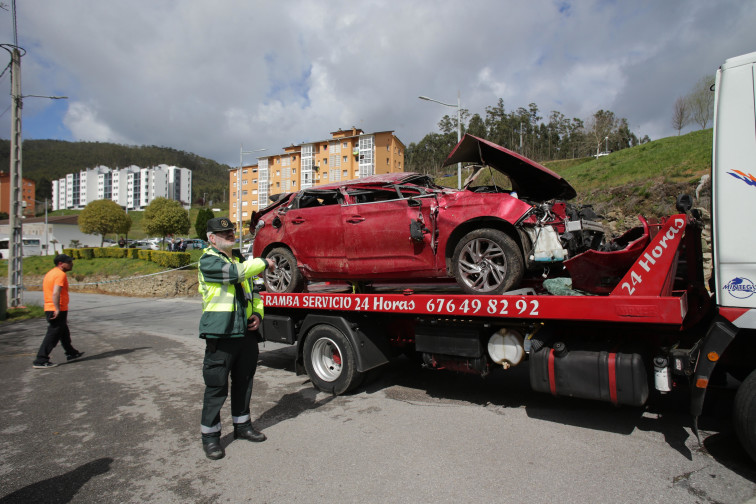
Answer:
[
  {"left": 229, "top": 128, "right": 405, "bottom": 227},
  {"left": 52, "top": 164, "right": 192, "bottom": 211},
  {"left": 0, "top": 172, "right": 36, "bottom": 217}
]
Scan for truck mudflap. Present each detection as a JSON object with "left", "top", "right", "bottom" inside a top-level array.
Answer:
[
  {"left": 529, "top": 343, "right": 649, "bottom": 407},
  {"left": 297, "top": 314, "right": 391, "bottom": 374},
  {"left": 689, "top": 316, "right": 739, "bottom": 418}
]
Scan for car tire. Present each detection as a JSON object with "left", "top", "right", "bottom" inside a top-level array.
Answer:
[
  {"left": 263, "top": 247, "right": 305, "bottom": 293},
  {"left": 452, "top": 229, "right": 523, "bottom": 295},
  {"left": 303, "top": 325, "right": 364, "bottom": 395}
]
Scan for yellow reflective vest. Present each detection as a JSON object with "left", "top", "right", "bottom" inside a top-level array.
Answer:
[{"left": 198, "top": 246, "right": 267, "bottom": 339}]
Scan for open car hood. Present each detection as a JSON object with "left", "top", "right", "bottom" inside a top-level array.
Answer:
[{"left": 443, "top": 134, "right": 577, "bottom": 200}]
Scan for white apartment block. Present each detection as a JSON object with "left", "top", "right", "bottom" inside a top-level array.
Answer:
[{"left": 52, "top": 165, "right": 192, "bottom": 211}]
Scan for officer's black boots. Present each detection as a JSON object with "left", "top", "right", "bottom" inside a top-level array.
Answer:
[
  {"left": 202, "top": 439, "right": 225, "bottom": 460},
  {"left": 234, "top": 425, "right": 267, "bottom": 442}
]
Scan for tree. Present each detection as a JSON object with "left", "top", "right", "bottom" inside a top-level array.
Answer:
[
  {"left": 143, "top": 197, "right": 190, "bottom": 246},
  {"left": 78, "top": 199, "right": 132, "bottom": 246},
  {"left": 688, "top": 75, "right": 715, "bottom": 129},
  {"left": 195, "top": 207, "right": 215, "bottom": 241},
  {"left": 585, "top": 110, "right": 620, "bottom": 157},
  {"left": 672, "top": 96, "right": 691, "bottom": 135}
]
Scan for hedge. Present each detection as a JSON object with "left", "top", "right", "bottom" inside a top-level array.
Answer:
[{"left": 65, "top": 247, "right": 190, "bottom": 269}]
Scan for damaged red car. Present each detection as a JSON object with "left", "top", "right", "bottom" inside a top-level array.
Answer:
[{"left": 250, "top": 134, "right": 606, "bottom": 295}]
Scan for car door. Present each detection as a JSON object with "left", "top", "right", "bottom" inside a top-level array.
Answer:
[
  {"left": 343, "top": 187, "right": 438, "bottom": 277},
  {"left": 278, "top": 192, "right": 347, "bottom": 276}
]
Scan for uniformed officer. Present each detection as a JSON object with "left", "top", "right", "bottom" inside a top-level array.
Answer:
[{"left": 198, "top": 217, "right": 275, "bottom": 460}]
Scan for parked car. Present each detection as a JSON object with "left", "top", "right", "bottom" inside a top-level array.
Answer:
[
  {"left": 185, "top": 239, "right": 206, "bottom": 250},
  {"left": 251, "top": 134, "right": 605, "bottom": 295}
]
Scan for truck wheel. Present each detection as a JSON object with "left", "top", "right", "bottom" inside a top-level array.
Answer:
[
  {"left": 734, "top": 369, "right": 756, "bottom": 461},
  {"left": 264, "top": 247, "right": 305, "bottom": 293},
  {"left": 303, "top": 325, "right": 364, "bottom": 395},
  {"left": 452, "top": 229, "right": 523, "bottom": 295}
]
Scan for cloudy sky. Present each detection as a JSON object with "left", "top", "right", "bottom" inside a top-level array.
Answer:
[{"left": 0, "top": 1, "right": 753, "bottom": 167}]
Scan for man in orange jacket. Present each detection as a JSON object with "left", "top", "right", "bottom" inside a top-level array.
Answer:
[{"left": 32, "top": 254, "right": 84, "bottom": 369}]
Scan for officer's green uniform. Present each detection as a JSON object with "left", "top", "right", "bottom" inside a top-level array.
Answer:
[{"left": 198, "top": 238, "right": 268, "bottom": 444}]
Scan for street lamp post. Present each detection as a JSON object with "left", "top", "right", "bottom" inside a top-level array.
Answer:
[
  {"left": 238, "top": 146, "right": 266, "bottom": 253},
  {"left": 419, "top": 91, "right": 462, "bottom": 189},
  {"left": 605, "top": 136, "right": 609, "bottom": 153}
]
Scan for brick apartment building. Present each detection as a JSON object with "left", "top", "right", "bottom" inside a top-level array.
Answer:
[
  {"left": 0, "top": 172, "right": 36, "bottom": 217},
  {"left": 229, "top": 128, "right": 405, "bottom": 229}
]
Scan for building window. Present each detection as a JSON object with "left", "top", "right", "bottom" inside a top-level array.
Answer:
[
  {"left": 242, "top": 180, "right": 247, "bottom": 185},
  {"left": 342, "top": 142, "right": 348, "bottom": 148}
]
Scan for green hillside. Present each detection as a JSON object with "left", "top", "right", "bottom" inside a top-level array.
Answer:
[
  {"left": 0, "top": 139, "right": 232, "bottom": 204},
  {"left": 439, "top": 129, "right": 712, "bottom": 224}
]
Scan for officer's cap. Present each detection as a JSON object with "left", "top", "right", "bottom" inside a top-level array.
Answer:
[{"left": 206, "top": 217, "right": 235, "bottom": 233}]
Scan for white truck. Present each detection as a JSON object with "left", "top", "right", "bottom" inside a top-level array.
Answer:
[{"left": 258, "top": 51, "right": 756, "bottom": 460}]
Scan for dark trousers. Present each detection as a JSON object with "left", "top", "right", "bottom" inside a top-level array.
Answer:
[
  {"left": 201, "top": 336, "right": 259, "bottom": 439},
  {"left": 34, "top": 311, "right": 77, "bottom": 365}
]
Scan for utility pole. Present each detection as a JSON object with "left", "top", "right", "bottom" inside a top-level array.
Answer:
[{"left": 7, "top": 45, "right": 23, "bottom": 307}]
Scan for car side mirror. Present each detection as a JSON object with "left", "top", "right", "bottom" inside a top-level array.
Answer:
[{"left": 407, "top": 197, "right": 421, "bottom": 208}]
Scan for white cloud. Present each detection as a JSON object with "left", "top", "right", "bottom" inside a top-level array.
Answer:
[
  {"left": 63, "top": 102, "right": 133, "bottom": 144},
  {"left": 0, "top": 0, "right": 753, "bottom": 165}
]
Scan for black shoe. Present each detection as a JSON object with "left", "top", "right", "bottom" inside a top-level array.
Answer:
[
  {"left": 202, "top": 440, "right": 225, "bottom": 460},
  {"left": 234, "top": 426, "right": 266, "bottom": 442},
  {"left": 32, "top": 362, "right": 57, "bottom": 369},
  {"left": 67, "top": 351, "right": 84, "bottom": 362}
]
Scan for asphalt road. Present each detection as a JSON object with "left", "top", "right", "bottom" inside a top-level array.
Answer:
[{"left": 1, "top": 291, "right": 755, "bottom": 503}]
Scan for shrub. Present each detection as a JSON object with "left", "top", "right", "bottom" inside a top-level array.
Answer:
[
  {"left": 78, "top": 248, "right": 94, "bottom": 260},
  {"left": 150, "top": 251, "right": 191, "bottom": 268},
  {"left": 137, "top": 250, "right": 152, "bottom": 261},
  {"left": 126, "top": 248, "right": 139, "bottom": 259}
]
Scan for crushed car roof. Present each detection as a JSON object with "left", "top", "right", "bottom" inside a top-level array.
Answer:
[
  {"left": 443, "top": 134, "right": 577, "bottom": 200},
  {"left": 314, "top": 172, "right": 432, "bottom": 190}
]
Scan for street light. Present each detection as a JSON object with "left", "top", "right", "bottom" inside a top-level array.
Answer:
[
  {"left": 419, "top": 91, "right": 462, "bottom": 189},
  {"left": 238, "top": 146, "right": 266, "bottom": 252},
  {"left": 605, "top": 136, "right": 609, "bottom": 153}
]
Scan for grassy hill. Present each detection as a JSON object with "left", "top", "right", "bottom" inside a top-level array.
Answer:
[
  {"left": 438, "top": 129, "right": 712, "bottom": 228},
  {"left": 0, "top": 139, "right": 232, "bottom": 204}
]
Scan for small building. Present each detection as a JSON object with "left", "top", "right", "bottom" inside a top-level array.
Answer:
[
  {"left": 0, "top": 215, "right": 103, "bottom": 255},
  {"left": 0, "top": 171, "right": 36, "bottom": 217}
]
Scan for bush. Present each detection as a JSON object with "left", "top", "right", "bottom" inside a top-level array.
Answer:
[
  {"left": 62, "top": 247, "right": 190, "bottom": 269},
  {"left": 151, "top": 251, "right": 191, "bottom": 268},
  {"left": 78, "top": 248, "right": 94, "bottom": 260}
]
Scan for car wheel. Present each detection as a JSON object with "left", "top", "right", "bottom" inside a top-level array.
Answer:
[
  {"left": 303, "top": 325, "right": 364, "bottom": 395},
  {"left": 263, "top": 247, "right": 305, "bottom": 293},
  {"left": 452, "top": 229, "right": 523, "bottom": 295}
]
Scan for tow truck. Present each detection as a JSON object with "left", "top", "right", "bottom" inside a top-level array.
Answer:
[{"left": 258, "top": 51, "right": 756, "bottom": 460}]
